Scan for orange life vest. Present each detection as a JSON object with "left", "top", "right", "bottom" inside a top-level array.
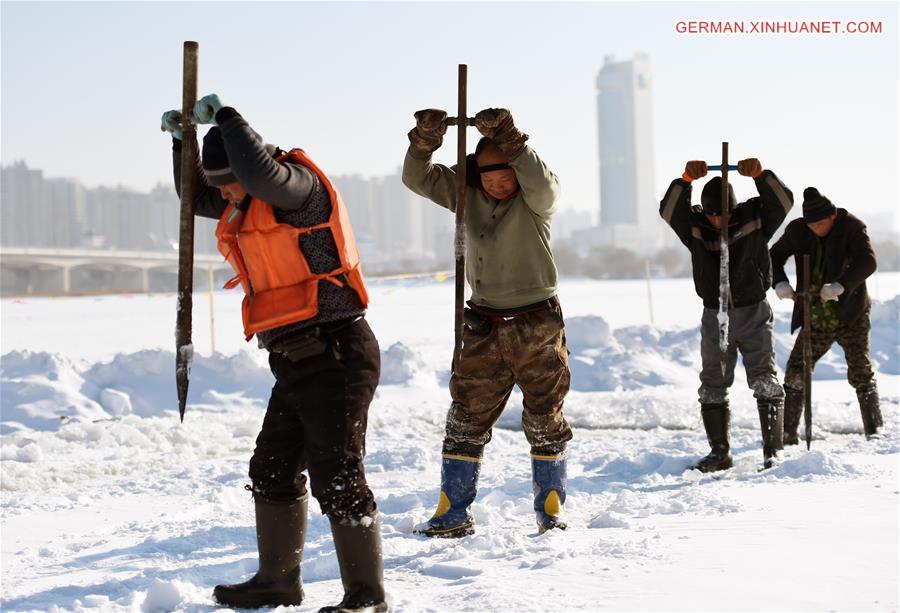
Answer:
[{"left": 215, "top": 148, "right": 369, "bottom": 341}]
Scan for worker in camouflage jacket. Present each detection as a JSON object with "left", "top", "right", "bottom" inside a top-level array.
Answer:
[
  {"left": 403, "top": 108, "right": 571, "bottom": 536},
  {"left": 659, "top": 158, "right": 793, "bottom": 471},
  {"left": 770, "top": 187, "right": 882, "bottom": 443}
]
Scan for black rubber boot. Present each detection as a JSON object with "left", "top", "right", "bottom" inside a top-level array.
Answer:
[
  {"left": 693, "top": 402, "right": 733, "bottom": 473},
  {"left": 213, "top": 495, "right": 307, "bottom": 609},
  {"left": 319, "top": 512, "right": 388, "bottom": 613},
  {"left": 857, "top": 382, "right": 884, "bottom": 440},
  {"left": 783, "top": 387, "right": 804, "bottom": 446},
  {"left": 758, "top": 400, "right": 784, "bottom": 470}
]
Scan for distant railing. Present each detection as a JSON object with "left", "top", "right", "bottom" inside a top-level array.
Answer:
[
  {"left": 0, "top": 247, "right": 230, "bottom": 295},
  {"left": 0, "top": 246, "right": 226, "bottom": 266}
]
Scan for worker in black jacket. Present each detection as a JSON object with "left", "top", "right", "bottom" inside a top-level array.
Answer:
[
  {"left": 162, "top": 95, "right": 386, "bottom": 613},
  {"left": 770, "top": 187, "right": 882, "bottom": 443},
  {"left": 660, "top": 158, "right": 793, "bottom": 471}
]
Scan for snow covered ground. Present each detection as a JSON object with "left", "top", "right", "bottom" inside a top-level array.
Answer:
[{"left": 2, "top": 274, "right": 899, "bottom": 612}]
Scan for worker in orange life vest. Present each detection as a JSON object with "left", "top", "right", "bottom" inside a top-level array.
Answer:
[{"left": 162, "top": 94, "right": 386, "bottom": 613}]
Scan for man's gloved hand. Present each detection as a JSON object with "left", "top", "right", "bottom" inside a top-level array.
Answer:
[
  {"left": 774, "top": 281, "right": 795, "bottom": 301},
  {"left": 738, "top": 158, "right": 764, "bottom": 179},
  {"left": 820, "top": 282, "right": 844, "bottom": 302},
  {"left": 192, "top": 93, "right": 225, "bottom": 125},
  {"left": 160, "top": 110, "right": 183, "bottom": 140},
  {"left": 683, "top": 161, "right": 708, "bottom": 182},
  {"left": 407, "top": 109, "right": 448, "bottom": 156},
  {"left": 474, "top": 108, "right": 529, "bottom": 157}
]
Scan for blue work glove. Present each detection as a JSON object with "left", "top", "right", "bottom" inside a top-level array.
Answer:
[
  {"left": 192, "top": 93, "right": 224, "bottom": 125},
  {"left": 160, "top": 110, "right": 183, "bottom": 140}
]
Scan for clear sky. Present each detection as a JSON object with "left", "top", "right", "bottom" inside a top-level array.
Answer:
[{"left": 2, "top": 1, "right": 898, "bottom": 223}]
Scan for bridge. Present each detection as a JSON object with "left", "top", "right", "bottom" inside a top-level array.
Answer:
[{"left": 1, "top": 247, "right": 232, "bottom": 295}]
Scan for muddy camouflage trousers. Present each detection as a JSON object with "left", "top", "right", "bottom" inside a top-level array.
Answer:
[
  {"left": 249, "top": 317, "right": 380, "bottom": 521},
  {"left": 784, "top": 307, "right": 875, "bottom": 392},
  {"left": 443, "top": 305, "right": 573, "bottom": 457}
]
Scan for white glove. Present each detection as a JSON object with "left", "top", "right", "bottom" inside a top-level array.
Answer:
[
  {"left": 774, "top": 281, "right": 795, "bottom": 301},
  {"left": 820, "top": 282, "right": 844, "bottom": 302},
  {"left": 192, "top": 93, "right": 224, "bottom": 125}
]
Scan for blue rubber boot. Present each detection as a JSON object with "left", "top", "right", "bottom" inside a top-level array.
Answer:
[
  {"left": 417, "top": 454, "right": 480, "bottom": 538},
  {"left": 532, "top": 453, "right": 567, "bottom": 533}
]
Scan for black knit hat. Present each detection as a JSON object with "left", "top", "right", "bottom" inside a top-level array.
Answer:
[
  {"left": 802, "top": 187, "right": 836, "bottom": 223},
  {"left": 201, "top": 126, "right": 264, "bottom": 187},
  {"left": 700, "top": 176, "right": 737, "bottom": 215}
]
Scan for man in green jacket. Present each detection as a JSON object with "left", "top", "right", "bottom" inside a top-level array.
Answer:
[{"left": 402, "top": 108, "right": 572, "bottom": 536}]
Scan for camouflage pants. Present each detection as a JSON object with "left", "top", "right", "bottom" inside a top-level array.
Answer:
[
  {"left": 784, "top": 307, "right": 874, "bottom": 392},
  {"left": 443, "top": 306, "right": 573, "bottom": 457},
  {"left": 699, "top": 301, "right": 783, "bottom": 404}
]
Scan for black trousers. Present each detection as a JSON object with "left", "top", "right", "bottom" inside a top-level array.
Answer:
[{"left": 248, "top": 317, "right": 380, "bottom": 521}]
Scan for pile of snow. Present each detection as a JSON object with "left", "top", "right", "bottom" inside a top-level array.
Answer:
[
  {"left": 564, "top": 295, "right": 900, "bottom": 392},
  {"left": 4, "top": 298, "right": 897, "bottom": 434},
  {"left": 1, "top": 343, "right": 432, "bottom": 434},
  {"left": 870, "top": 296, "right": 900, "bottom": 374},
  {"left": 379, "top": 342, "right": 431, "bottom": 385}
]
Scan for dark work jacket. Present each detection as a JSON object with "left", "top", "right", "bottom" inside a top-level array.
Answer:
[
  {"left": 769, "top": 209, "right": 876, "bottom": 333},
  {"left": 659, "top": 170, "right": 793, "bottom": 309},
  {"left": 171, "top": 107, "right": 364, "bottom": 345}
]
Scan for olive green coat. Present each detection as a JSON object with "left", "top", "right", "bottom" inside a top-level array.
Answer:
[{"left": 402, "top": 145, "right": 560, "bottom": 309}]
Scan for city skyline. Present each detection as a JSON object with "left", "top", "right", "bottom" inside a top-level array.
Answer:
[{"left": 1, "top": 2, "right": 897, "bottom": 226}]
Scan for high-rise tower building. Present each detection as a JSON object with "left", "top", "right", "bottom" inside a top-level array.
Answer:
[{"left": 595, "top": 52, "right": 662, "bottom": 252}]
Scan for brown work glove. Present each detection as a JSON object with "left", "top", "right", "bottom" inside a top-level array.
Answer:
[
  {"left": 474, "top": 108, "right": 529, "bottom": 157},
  {"left": 407, "top": 109, "right": 448, "bottom": 156},
  {"left": 683, "top": 160, "right": 708, "bottom": 182},
  {"left": 738, "top": 158, "right": 763, "bottom": 179}
]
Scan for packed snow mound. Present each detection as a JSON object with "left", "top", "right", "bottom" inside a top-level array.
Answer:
[
  {"left": 379, "top": 342, "right": 429, "bottom": 385},
  {"left": 1, "top": 297, "right": 895, "bottom": 432},
  {"left": 566, "top": 316, "right": 699, "bottom": 391},
  {"left": 1, "top": 349, "right": 273, "bottom": 432},
  {"left": 83, "top": 349, "right": 274, "bottom": 417},
  {"left": 564, "top": 315, "right": 612, "bottom": 348},
  {"left": 870, "top": 295, "right": 900, "bottom": 375},
  {"left": 0, "top": 351, "right": 109, "bottom": 433},
  {"left": 1, "top": 343, "right": 430, "bottom": 433},
  {"left": 562, "top": 297, "right": 898, "bottom": 392}
]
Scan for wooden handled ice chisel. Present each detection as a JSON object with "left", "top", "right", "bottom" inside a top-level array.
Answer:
[
  {"left": 802, "top": 254, "right": 813, "bottom": 449},
  {"left": 176, "top": 41, "right": 199, "bottom": 422},
  {"left": 716, "top": 142, "right": 732, "bottom": 376},
  {"left": 451, "top": 64, "right": 472, "bottom": 372}
]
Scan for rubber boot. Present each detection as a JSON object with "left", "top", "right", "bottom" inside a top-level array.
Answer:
[
  {"left": 532, "top": 453, "right": 567, "bottom": 533},
  {"left": 857, "top": 382, "right": 884, "bottom": 440},
  {"left": 782, "top": 387, "right": 804, "bottom": 446},
  {"left": 319, "top": 513, "right": 388, "bottom": 613},
  {"left": 693, "top": 402, "right": 733, "bottom": 473},
  {"left": 213, "top": 494, "right": 307, "bottom": 609},
  {"left": 416, "top": 454, "right": 480, "bottom": 537},
  {"left": 758, "top": 400, "right": 784, "bottom": 469}
]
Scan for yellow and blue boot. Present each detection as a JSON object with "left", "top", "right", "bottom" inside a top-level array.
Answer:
[
  {"left": 416, "top": 454, "right": 480, "bottom": 538},
  {"left": 532, "top": 453, "right": 567, "bottom": 533}
]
